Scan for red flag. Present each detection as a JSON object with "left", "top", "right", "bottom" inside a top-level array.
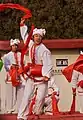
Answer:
[
  {"left": 62, "top": 64, "right": 73, "bottom": 82},
  {"left": 62, "top": 55, "right": 83, "bottom": 82},
  {"left": 74, "top": 64, "right": 83, "bottom": 74}
]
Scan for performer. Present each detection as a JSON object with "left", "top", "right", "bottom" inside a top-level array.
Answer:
[
  {"left": 62, "top": 51, "right": 83, "bottom": 113},
  {"left": 3, "top": 39, "right": 25, "bottom": 113},
  {"left": 17, "top": 19, "right": 54, "bottom": 120},
  {"left": 43, "top": 76, "right": 60, "bottom": 115},
  {"left": 71, "top": 65, "right": 83, "bottom": 113}
]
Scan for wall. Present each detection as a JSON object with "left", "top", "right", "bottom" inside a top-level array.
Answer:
[{"left": 51, "top": 49, "right": 80, "bottom": 112}]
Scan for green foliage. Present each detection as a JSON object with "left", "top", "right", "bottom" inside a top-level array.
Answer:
[{"left": 0, "top": 0, "right": 83, "bottom": 40}]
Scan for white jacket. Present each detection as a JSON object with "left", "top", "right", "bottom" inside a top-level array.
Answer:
[
  {"left": 20, "top": 24, "right": 53, "bottom": 78},
  {"left": 71, "top": 70, "right": 83, "bottom": 89}
]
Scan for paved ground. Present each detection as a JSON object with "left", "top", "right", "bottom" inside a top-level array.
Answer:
[{"left": 0, "top": 112, "right": 83, "bottom": 120}]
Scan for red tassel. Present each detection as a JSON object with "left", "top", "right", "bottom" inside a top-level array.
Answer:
[
  {"left": 51, "top": 92, "right": 59, "bottom": 115},
  {"left": 29, "top": 88, "right": 38, "bottom": 115},
  {"left": 70, "top": 88, "right": 76, "bottom": 113},
  {"left": 70, "top": 95, "right": 76, "bottom": 113}
]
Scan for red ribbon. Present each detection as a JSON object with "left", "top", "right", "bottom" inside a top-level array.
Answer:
[
  {"left": 0, "top": 3, "right": 32, "bottom": 20},
  {"left": 21, "top": 24, "right": 35, "bottom": 67}
]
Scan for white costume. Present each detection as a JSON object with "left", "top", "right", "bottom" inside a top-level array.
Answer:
[
  {"left": 17, "top": 24, "right": 53, "bottom": 120},
  {"left": 3, "top": 39, "right": 25, "bottom": 113},
  {"left": 71, "top": 69, "right": 83, "bottom": 113},
  {"left": 44, "top": 76, "right": 59, "bottom": 115}
]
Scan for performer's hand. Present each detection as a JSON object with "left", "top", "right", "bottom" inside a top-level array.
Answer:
[
  {"left": 5, "top": 78, "right": 7, "bottom": 84},
  {"left": 43, "top": 76, "right": 49, "bottom": 82},
  {"left": 11, "top": 64, "right": 19, "bottom": 69},
  {"left": 20, "top": 18, "right": 25, "bottom": 25}
]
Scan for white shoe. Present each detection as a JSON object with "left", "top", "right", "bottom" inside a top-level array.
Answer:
[
  {"left": 7, "top": 111, "right": 12, "bottom": 114},
  {"left": 80, "top": 111, "right": 83, "bottom": 114}
]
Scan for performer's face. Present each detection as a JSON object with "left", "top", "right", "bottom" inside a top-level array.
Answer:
[
  {"left": 33, "top": 34, "right": 42, "bottom": 44},
  {"left": 11, "top": 44, "right": 18, "bottom": 52}
]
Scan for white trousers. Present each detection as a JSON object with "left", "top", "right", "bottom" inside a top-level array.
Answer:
[
  {"left": 44, "top": 95, "right": 59, "bottom": 115},
  {"left": 6, "top": 83, "right": 16, "bottom": 113},
  {"left": 17, "top": 79, "right": 48, "bottom": 120},
  {"left": 16, "top": 84, "right": 25, "bottom": 112},
  {"left": 44, "top": 96, "right": 52, "bottom": 113},
  {"left": 77, "top": 86, "right": 83, "bottom": 113},
  {"left": 6, "top": 83, "right": 24, "bottom": 113}
]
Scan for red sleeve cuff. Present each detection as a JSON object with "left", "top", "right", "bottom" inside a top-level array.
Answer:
[
  {"left": 72, "top": 88, "right": 76, "bottom": 92},
  {"left": 20, "top": 23, "right": 25, "bottom": 27}
]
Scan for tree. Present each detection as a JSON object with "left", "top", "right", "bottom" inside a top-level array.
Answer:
[{"left": 0, "top": 0, "right": 83, "bottom": 40}]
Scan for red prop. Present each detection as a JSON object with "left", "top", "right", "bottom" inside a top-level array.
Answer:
[{"left": 29, "top": 64, "right": 42, "bottom": 77}]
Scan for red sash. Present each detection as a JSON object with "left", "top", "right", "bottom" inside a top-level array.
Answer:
[
  {"left": 9, "top": 66, "right": 20, "bottom": 87},
  {"left": 9, "top": 52, "right": 21, "bottom": 87},
  {"left": 31, "top": 44, "right": 36, "bottom": 64}
]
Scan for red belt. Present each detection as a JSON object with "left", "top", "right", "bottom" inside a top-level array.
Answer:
[
  {"left": 26, "top": 73, "right": 43, "bottom": 82},
  {"left": 45, "top": 111, "right": 52, "bottom": 113},
  {"left": 7, "top": 80, "right": 11, "bottom": 82},
  {"left": 78, "top": 91, "right": 83, "bottom": 93}
]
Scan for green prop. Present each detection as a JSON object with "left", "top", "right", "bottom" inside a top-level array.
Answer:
[{"left": 0, "top": 59, "right": 3, "bottom": 71}]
